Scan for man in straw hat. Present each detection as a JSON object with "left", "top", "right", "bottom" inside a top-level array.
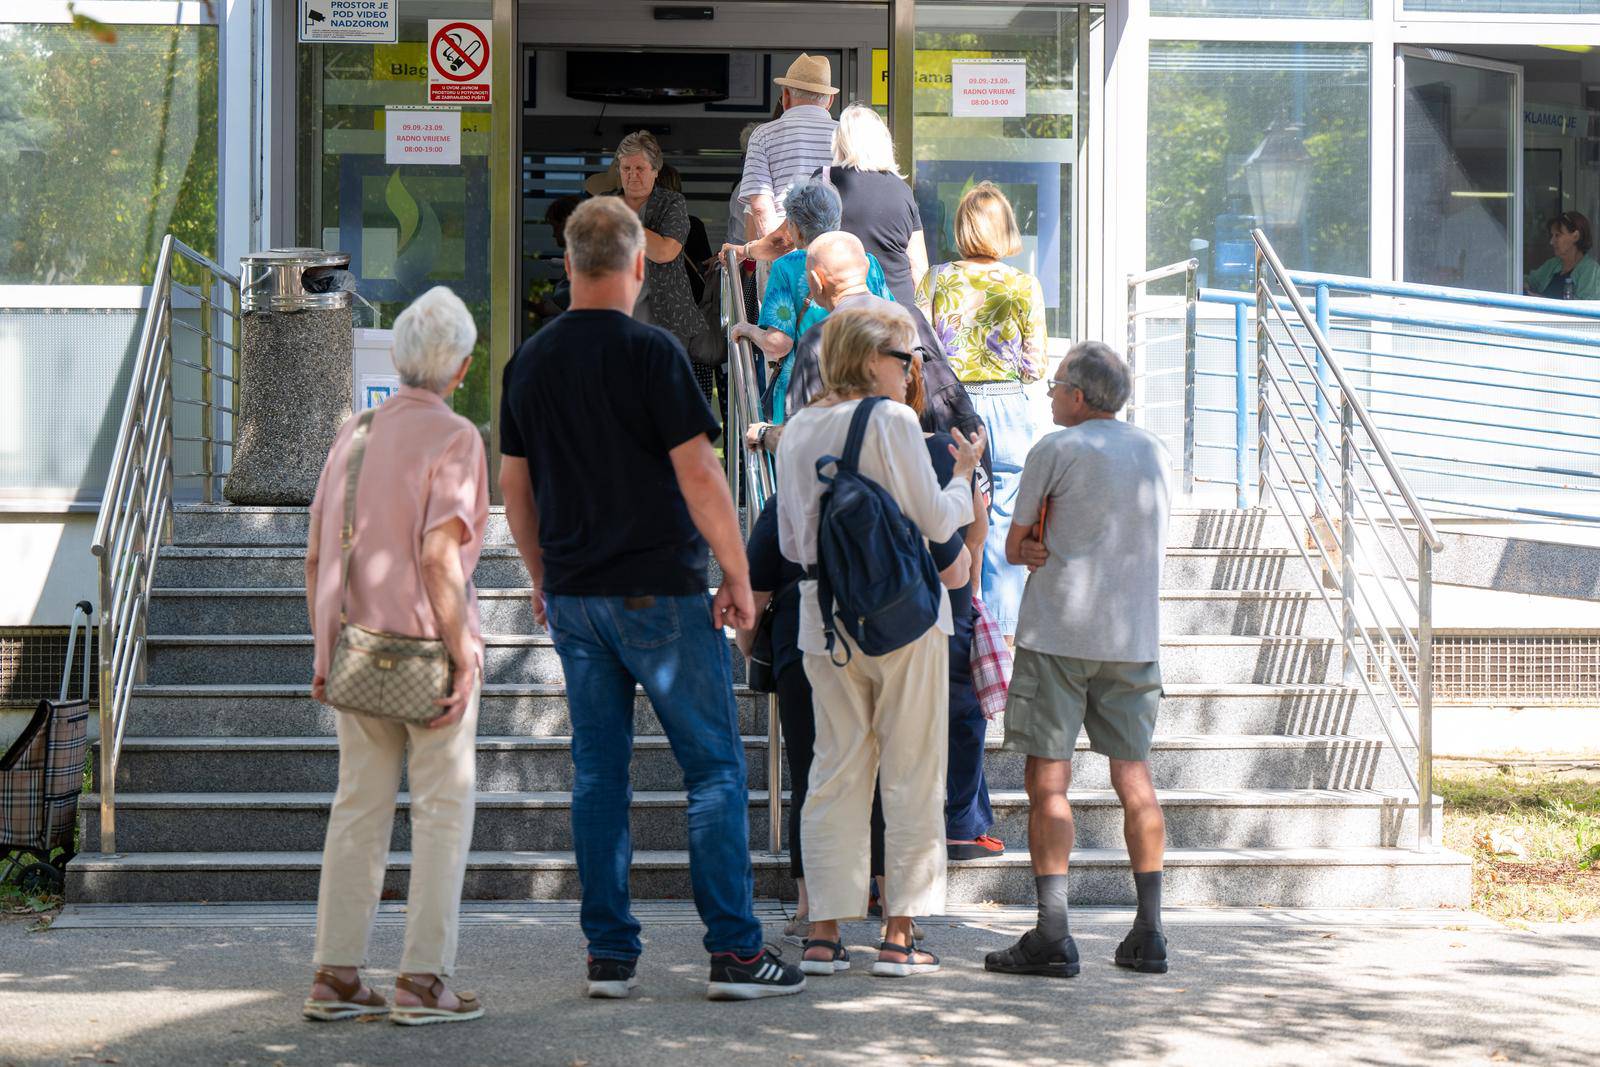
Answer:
[{"left": 736, "top": 54, "right": 839, "bottom": 251}]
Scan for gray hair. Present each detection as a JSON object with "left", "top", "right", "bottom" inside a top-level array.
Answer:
[
  {"left": 832, "top": 104, "right": 902, "bottom": 176},
  {"left": 786, "top": 87, "right": 832, "bottom": 107},
  {"left": 565, "top": 197, "right": 645, "bottom": 277},
  {"left": 391, "top": 286, "right": 476, "bottom": 391},
  {"left": 1062, "top": 342, "right": 1133, "bottom": 414},
  {"left": 738, "top": 121, "right": 761, "bottom": 153},
  {"left": 783, "top": 179, "right": 842, "bottom": 244},
  {"left": 615, "top": 129, "right": 663, "bottom": 171}
]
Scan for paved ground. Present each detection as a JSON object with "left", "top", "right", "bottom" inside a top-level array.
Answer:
[{"left": 1, "top": 904, "right": 1595, "bottom": 1067}]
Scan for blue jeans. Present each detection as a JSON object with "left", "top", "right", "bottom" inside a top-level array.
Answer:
[
  {"left": 545, "top": 593, "right": 763, "bottom": 961},
  {"left": 971, "top": 389, "right": 1035, "bottom": 634}
]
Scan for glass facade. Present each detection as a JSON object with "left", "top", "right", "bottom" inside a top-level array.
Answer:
[
  {"left": 912, "top": 2, "right": 1088, "bottom": 340},
  {"left": 0, "top": 23, "right": 219, "bottom": 285},
  {"left": 1153, "top": 1, "right": 1369, "bottom": 16},
  {"left": 1405, "top": 0, "right": 1600, "bottom": 11},
  {"left": 1147, "top": 41, "right": 1371, "bottom": 290},
  {"left": 295, "top": 1, "right": 498, "bottom": 430}
]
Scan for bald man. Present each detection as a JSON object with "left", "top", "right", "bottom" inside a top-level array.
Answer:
[{"left": 775, "top": 234, "right": 988, "bottom": 473}]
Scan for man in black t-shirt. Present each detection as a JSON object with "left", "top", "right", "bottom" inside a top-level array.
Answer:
[{"left": 498, "top": 198, "right": 804, "bottom": 1002}]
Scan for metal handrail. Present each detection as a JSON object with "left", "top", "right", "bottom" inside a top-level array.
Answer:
[
  {"left": 89, "top": 234, "right": 240, "bottom": 854},
  {"left": 1125, "top": 258, "right": 1198, "bottom": 496},
  {"left": 719, "top": 249, "right": 782, "bottom": 856},
  {"left": 1252, "top": 229, "right": 1440, "bottom": 851}
]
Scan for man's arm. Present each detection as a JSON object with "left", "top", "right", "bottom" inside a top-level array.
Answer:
[
  {"left": 669, "top": 434, "right": 756, "bottom": 629},
  {"left": 745, "top": 194, "right": 778, "bottom": 244},
  {"left": 498, "top": 455, "right": 547, "bottom": 625}
]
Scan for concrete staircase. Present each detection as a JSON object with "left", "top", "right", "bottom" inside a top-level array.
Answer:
[{"left": 69, "top": 505, "right": 1471, "bottom": 907}]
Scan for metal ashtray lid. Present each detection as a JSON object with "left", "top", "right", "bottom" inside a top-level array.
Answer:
[{"left": 240, "top": 248, "right": 354, "bottom": 312}]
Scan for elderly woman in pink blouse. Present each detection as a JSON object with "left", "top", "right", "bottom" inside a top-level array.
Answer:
[{"left": 301, "top": 286, "right": 489, "bottom": 1026}]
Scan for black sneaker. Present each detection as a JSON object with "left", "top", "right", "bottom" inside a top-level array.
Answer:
[
  {"left": 706, "top": 946, "right": 806, "bottom": 1001},
  {"left": 1115, "top": 928, "right": 1169, "bottom": 974},
  {"left": 984, "top": 928, "right": 1081, "bottom": 978},
  {"left": 586, "top": 957, "right": 639, "bottom": 999}
]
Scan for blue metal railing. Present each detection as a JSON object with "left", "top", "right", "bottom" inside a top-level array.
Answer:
[{"left": 1141, "top": 264, "right": 1600, "bottom": 524}]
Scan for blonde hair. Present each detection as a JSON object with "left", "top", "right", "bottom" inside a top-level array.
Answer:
[
  {"left": 955, "top": 181, "right": 1022, "bottom": 260},
  {"left": 832, "top": 104, "right": 902, "bottom": 176},
  {"left": 819, "top": 302, "right": 917, "bottom": 397},
  {"left": 615, "top": 129, "right": 663, "bottom": 172}
]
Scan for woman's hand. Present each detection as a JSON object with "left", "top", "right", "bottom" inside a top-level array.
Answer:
[
  {"left": 428, "top": 663, "right": 478, "bottom": 730},
  {"left": 730, "top": 323, "right": 761, "bottom": 345},
  {"left": 744, "top": 422, "right": 782, "bottom": 453},
  {"left": 948, "top": 425, "right": 986, "bottom": 480},
  {"left": 311, "top": 674, "right": 327, "bottom": 704}
]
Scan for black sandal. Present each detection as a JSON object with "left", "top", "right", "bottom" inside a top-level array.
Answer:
[
  {"left": 799, "top": 938, "right": 851, "bottom": 975},
  {"left": 871, "top": 941, "right": 940, "bottom": 977},
  {"left": 1115, "top": 929, "right": 1169, "bottom": 974},
  {"left": 984, "top": 929, "right": 1081, "bottom": 978}
]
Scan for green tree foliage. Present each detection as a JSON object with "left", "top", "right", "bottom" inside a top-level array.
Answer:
[
  {"left": 1147, "top": 41, "right": 1371, "bottom": 287},
  {"left": 0, "top": 22, "right": 219, "bottom": 285}
]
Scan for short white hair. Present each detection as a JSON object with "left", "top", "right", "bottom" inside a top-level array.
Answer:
[
  {"left": 832, "top": 104, "right": 902, "bottom": 176},
  {"left": 392, "top": 286, "right": 477, "bottom": 391},
  {"left": 786, "top": 87, "right": 832, "bottom": 107}
]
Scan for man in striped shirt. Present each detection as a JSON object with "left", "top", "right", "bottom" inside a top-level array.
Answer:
[{"left": 738, "top": 54, "right": 839, "bottom": 245}]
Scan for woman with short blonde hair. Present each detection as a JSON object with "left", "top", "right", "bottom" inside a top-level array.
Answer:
[
  {"left": 916, "top": 180, "right": 1045, "bottom": 645},
  {"left": 775, "top": 300, "right": 984, "bottom": 980}
]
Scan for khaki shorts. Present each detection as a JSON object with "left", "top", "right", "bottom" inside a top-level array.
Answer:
[{"left": 1002, "top": 649, "right": 1162, "bottom": 762}]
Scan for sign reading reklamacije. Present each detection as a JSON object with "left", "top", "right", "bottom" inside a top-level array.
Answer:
[{"left": 299, "top": 0, "right": 398, "bottom": 44}]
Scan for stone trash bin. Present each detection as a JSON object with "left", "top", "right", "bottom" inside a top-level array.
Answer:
[{"left": 223, "top": 249, "right": 356, "bottom": 506}]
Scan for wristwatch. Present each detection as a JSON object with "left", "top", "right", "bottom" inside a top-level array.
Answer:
[{"left": 757, "top": 424, "right": 771, "bottom": 448}]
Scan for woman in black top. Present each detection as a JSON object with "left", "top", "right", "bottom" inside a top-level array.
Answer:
[{"left": 816, "top": 103, "right": 929, "bottom": 310}]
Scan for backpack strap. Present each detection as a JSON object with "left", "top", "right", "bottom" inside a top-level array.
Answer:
[{"left": 839, "top": 396, "right": 884, "bottom": 473}]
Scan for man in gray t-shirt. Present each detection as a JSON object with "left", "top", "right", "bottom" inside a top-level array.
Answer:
[{"left": 983, "top": 342, "right": 1174, "bottom": 982}]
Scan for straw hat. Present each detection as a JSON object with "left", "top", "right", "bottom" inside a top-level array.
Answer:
[
  {"left": 583, "top": 161, "right": 620, "bottom": 196},
  {"left": 774, "top": 53, "right": 838, "bottom": 97}
]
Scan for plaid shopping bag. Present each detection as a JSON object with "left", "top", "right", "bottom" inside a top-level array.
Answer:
[
  {"left": 0, "top": 697, "right": 91, "bottom": 855},
  {"left": 970, "top": 596, "right": 1012, "bottom": 721}
]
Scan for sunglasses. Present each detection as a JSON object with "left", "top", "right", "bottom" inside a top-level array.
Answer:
[{"left": 882, "top": 348, "right": 918, "bottom": 380}]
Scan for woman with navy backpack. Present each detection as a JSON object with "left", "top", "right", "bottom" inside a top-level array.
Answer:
[{"left": 775, "top": 301, "right": 983, "bottom": 979}]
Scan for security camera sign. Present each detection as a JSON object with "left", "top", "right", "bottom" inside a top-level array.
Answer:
[
  {"left": 299, "top": 0, "right": 397, "bottom": 44},
  {"left": 428, "top": 19, "right": 492, "bottom": 105}
]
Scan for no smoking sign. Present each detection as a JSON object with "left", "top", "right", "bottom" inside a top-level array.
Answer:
[{"left": 427, "top": 19, "right": 492, "bottom": 104}]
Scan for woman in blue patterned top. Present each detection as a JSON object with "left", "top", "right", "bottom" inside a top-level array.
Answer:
[{"left": 729, "top": 180, "right": 893, "bottom": 423}]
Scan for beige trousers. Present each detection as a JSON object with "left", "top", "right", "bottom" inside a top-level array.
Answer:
[
  {"left": 801, "top": 627, "right": 949, "bottom": 922},
  {"left": 313, "top": 685, "right": 479, "bottom": 976}
]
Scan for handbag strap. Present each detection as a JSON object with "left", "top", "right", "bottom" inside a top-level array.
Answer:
[{"left": 338, "top": 409, "right": 379, "bottom": 624}]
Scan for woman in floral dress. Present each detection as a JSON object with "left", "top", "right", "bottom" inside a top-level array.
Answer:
[{"left": 916, "top": 182, "right": 1047, "bottom": 637}]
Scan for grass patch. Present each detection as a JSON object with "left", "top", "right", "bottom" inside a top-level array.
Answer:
[{"left": 1439, "top": 763, "right": 1600, "bottom": 923}]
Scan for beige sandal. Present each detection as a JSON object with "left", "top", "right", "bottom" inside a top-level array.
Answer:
[
  {"left": 391, "top": 974, "right": 485, "bottom": 1026},
  {"left": 303, "top": 968, "right": 389, "bottom": 1021}
]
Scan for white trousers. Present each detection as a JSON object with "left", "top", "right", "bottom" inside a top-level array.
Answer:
[
  {"left": 313, "top": 686, "right": 479, "bottom": 976},
  {"left": 801, "top": 627, "right": 949, "bottom": 922}
]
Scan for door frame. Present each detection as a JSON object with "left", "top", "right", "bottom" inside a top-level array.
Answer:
[{"left": 1393, "top": 45, "right": 1524, "bottom": 293}]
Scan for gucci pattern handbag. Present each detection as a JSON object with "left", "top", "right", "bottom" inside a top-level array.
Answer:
[{"left": 323, "top": 409, "right": 455, "bottom": 724}]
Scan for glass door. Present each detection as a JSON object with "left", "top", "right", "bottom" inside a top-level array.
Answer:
[
  {"left": 1397, "top": 47, "right": 1523, "bottom": 294},
  {"left": 902, "top": 2, "right": 1097, "bottom": 344}
]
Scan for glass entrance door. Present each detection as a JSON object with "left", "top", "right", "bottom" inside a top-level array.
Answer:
[
  {"left": 1397, "top": 47, "right": 1523, "bottom": 294},
  {"left": 903, "top": 2, "right": 1097, "bottom": 343}
]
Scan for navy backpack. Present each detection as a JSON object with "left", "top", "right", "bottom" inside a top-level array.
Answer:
[{"left": 813, "top": 397, "right": 942, "bottom": 664}]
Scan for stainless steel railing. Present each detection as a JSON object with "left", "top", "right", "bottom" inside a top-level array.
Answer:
[
  {"left": 719, "top": 250, "right": 782, "bottom": 855},
  {"left": 1125, "top": 259, "right": 1199, "bottom": 496},
  {"left": 90, "top": 235, "right": 241, "bottom": 853},
  {"left": 1252, "top": 230, "right": 1444, "bottom": 851}
]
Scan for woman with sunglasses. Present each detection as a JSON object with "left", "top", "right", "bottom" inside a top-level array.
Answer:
[
  {"left": 776, "top": 301, "right": 983, "bottom": 979},
  {"left": 1525, "top": 212, "right": 1600, "bottom": 300}
]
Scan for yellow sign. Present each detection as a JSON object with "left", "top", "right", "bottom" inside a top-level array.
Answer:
[{"left": 870, "top": 48, "right": 995, "bottom": 107}]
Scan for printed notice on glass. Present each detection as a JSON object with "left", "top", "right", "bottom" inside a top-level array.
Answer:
[
  {"left": 386, "top": 108, "right": 461, "bottom": 165},
  {"left": 299, "top": 0, "right": 397, "bottom": 44},
  {"left": 950, "top": 59, "right": 1026, "bottom": 118},
  {"left": 428, "top": 19, "right": 492, "bottom": 104}
]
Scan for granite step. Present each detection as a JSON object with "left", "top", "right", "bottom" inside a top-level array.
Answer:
[
  {"left": 64, "top": 845, "right": 1473, "bottom": 907},
  {"left": 148, "top": 587, "right": 1343, "bottom": 637},
  {"left": 167, "top": 506, "right": 1298, "bottom": 553},
  {"left": 105, "top": 733, "right": 1408, "bottom": 793},
  {"left": 124, "top": 682, "right": 1375, "bottom": 739},
  {"left": 142, "top": 635, "right": 1346, "bottom": 686},
  {"left": 78, "top": 787, "right": 1440, "bottom": 854}
]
